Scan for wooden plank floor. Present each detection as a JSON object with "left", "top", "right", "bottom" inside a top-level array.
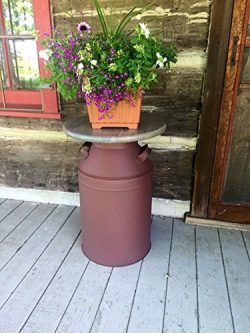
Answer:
[{"left": 0, "top": 200, "right": 249, "bottom": 333}]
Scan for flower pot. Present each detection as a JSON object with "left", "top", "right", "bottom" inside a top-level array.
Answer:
[{"left": 86, "top": 93, "right": 142, "bottom": 129}]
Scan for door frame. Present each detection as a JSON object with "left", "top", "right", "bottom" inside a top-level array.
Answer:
[
  {"left": 190, "top": 0, "right": 235, "bottom": 218},
  {"left": 190, "top": 0, "right": 250, "bottom": 223},
  {"left": 208, "top": 0, "right": 250, "bottom": 222}
]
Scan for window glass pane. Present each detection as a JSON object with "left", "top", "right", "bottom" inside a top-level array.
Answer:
[
  {"left": 8, "top": 39, "right": 40, "bottom": 90},
  {"left": 222, "top": 88, "right": 250, "bottom": 204},
  {"left": 0, "top": 41, "right": 9, "bottom": 89},
  {"left": 248, "top": 15, "right": 250, "bottom": 36},
  {"left": 241, "top": 47, "right": 250, "bottom": 83},
  {"left": 3, "top": 0, "right": 35, "bottom": 35}
]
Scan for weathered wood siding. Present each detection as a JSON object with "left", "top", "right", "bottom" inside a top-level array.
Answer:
[
  {"left": 0, "top": 0, "right": 212, "bottom": 201},
  {"left": 0, "top": 139, "right": 194, "bottom": 200}
]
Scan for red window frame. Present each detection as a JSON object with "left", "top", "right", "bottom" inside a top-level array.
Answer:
[{"left": 0, "top": 0, "right": 61, "bottom": 119}]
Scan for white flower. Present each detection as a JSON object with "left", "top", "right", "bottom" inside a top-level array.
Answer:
[
  {"left": 139, "top": 23, "right": 150, "bottom": 38},
  {"left": 90, "top": 59, "right": 97, "bottom": 67},
  {"left": 39, "top": 49, "right": 52, "bottom": 61},
  {"left": 77, "top": 63, "right": 84, "bottom": 70},
  {"left": 155, "top": 53, "right": 167, "bottom": 68},
  {"left": 156, "top": 60, "right": 164, "bottom": 68}
]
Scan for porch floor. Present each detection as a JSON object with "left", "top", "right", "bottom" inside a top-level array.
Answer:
[{"left": 0, "top": 199, "right": 249, "bottom": 333}]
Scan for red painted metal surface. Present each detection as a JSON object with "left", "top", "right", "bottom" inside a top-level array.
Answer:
[{"left": 78, "top": 142, "right": 153, "bottom": 267}]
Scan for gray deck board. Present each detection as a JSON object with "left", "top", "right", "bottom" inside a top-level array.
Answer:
[
  {"left": 21, "top": 235, "right": 88, "bottom": 333},
  {"left": 56, "top": 262, "right": 112, "bottom": 333},
  {"left": 0, "top": 203, "right": 56, "bottom": 270},
  {"left": 163, "top": 219, "right": 198, "bottom": 333},
  {"left": 0, "top": 198, "right": 5, "bottom": 204},
  {"left": 127, "top": 217, "right": 173, "bottom": 333},
  {"left": 196, "top": 227, "right": 234, "bottom": 333},
  {"left": 0, "top": 199, "right": 22, "bottom": 222},
  {"left": 90, "top": 261, "right": 141, "bottom": 333},
  {"left": 0, "top": 200, "right": 249, "bottom": 333},
  {"left": 0, "top": 208, "right": 80, "bottom": 333},
  {"left": 0, "top": 201, "right": 38, "bottom": 243},
  {"left": 242, "top": 231, "right": 250, "bottom": 260},
  {"left": 219, "top": 229, "right": 250, "bottom": 333},
  {"left": 0, "top": 205, "right": 74, "bottom": 308}
]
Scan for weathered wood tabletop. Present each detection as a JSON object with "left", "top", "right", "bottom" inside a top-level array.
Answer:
[{"left": 63, "top": 113, "right": 166, "bottom": 143}]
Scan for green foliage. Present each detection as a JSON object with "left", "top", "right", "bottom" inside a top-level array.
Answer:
[
  {"left": 40, "top": 0, "right": 177, "bottom": 106},
  {"left": 112, "top": 1, "right": 157, "bottom": 40}
]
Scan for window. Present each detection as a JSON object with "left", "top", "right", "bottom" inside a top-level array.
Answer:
[{"left": 0, "top": 0, "right": 60, "bottom": 119}]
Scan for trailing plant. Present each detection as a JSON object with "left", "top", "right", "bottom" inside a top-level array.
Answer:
[{"left": 40, "top": 0, "right": 177, "bottom": 117}]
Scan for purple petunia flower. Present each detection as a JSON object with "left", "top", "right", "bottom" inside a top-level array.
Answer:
[{"left": 77, "top": 21, "right": 91, "bottom": 33}]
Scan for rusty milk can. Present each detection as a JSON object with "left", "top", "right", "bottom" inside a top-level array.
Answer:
[{"left": 78, "top": 141, "right": 153, "bottom": 267}]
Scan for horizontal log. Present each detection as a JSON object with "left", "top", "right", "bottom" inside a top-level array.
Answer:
[
  {"left": 52, "top": 0, "right": 210, "bottom": 48},
  {"left": 143, "top": 107, "right": 199, "bottom": 137},
  {"left": 52, "top": 0, "right": 210, "bottom": 13},
  {"left": 152, "top": 149, "right": 194, "bottom": 200},
  {"left": 0, "top": 116, "right": 63, "bottom": 131},
  {"left": 0, "top": 106, "right": 199, "bottom": 138},
  {"left": 60, "top": 103, "right": 200, "bottom": 137},
  {"left": 0, "top": 139, "right": 194, "bottom": 201}
]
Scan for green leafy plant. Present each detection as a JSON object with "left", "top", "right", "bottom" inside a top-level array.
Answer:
[{"left": 40, "top": 0, "right": 177, "bottom": 116}]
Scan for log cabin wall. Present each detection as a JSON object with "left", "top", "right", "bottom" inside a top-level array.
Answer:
[{"left": 0, "top": 0, "right": 212, "bottom": 202}]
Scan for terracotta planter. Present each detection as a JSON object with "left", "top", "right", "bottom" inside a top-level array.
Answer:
[{"left": 86, "top": 93, "right": 142, "bottom": 129}]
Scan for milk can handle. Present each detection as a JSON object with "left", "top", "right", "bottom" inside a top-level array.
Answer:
[
  {"left": 137, "top": 145, "right": 151, "bottom": 162},
  {"left": 79, "top": 142, "right": 91, "bottom": 160}
]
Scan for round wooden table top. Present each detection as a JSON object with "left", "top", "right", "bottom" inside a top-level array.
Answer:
[{"left": 63, "top": 113, "right": 166, "bottom": 143}]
